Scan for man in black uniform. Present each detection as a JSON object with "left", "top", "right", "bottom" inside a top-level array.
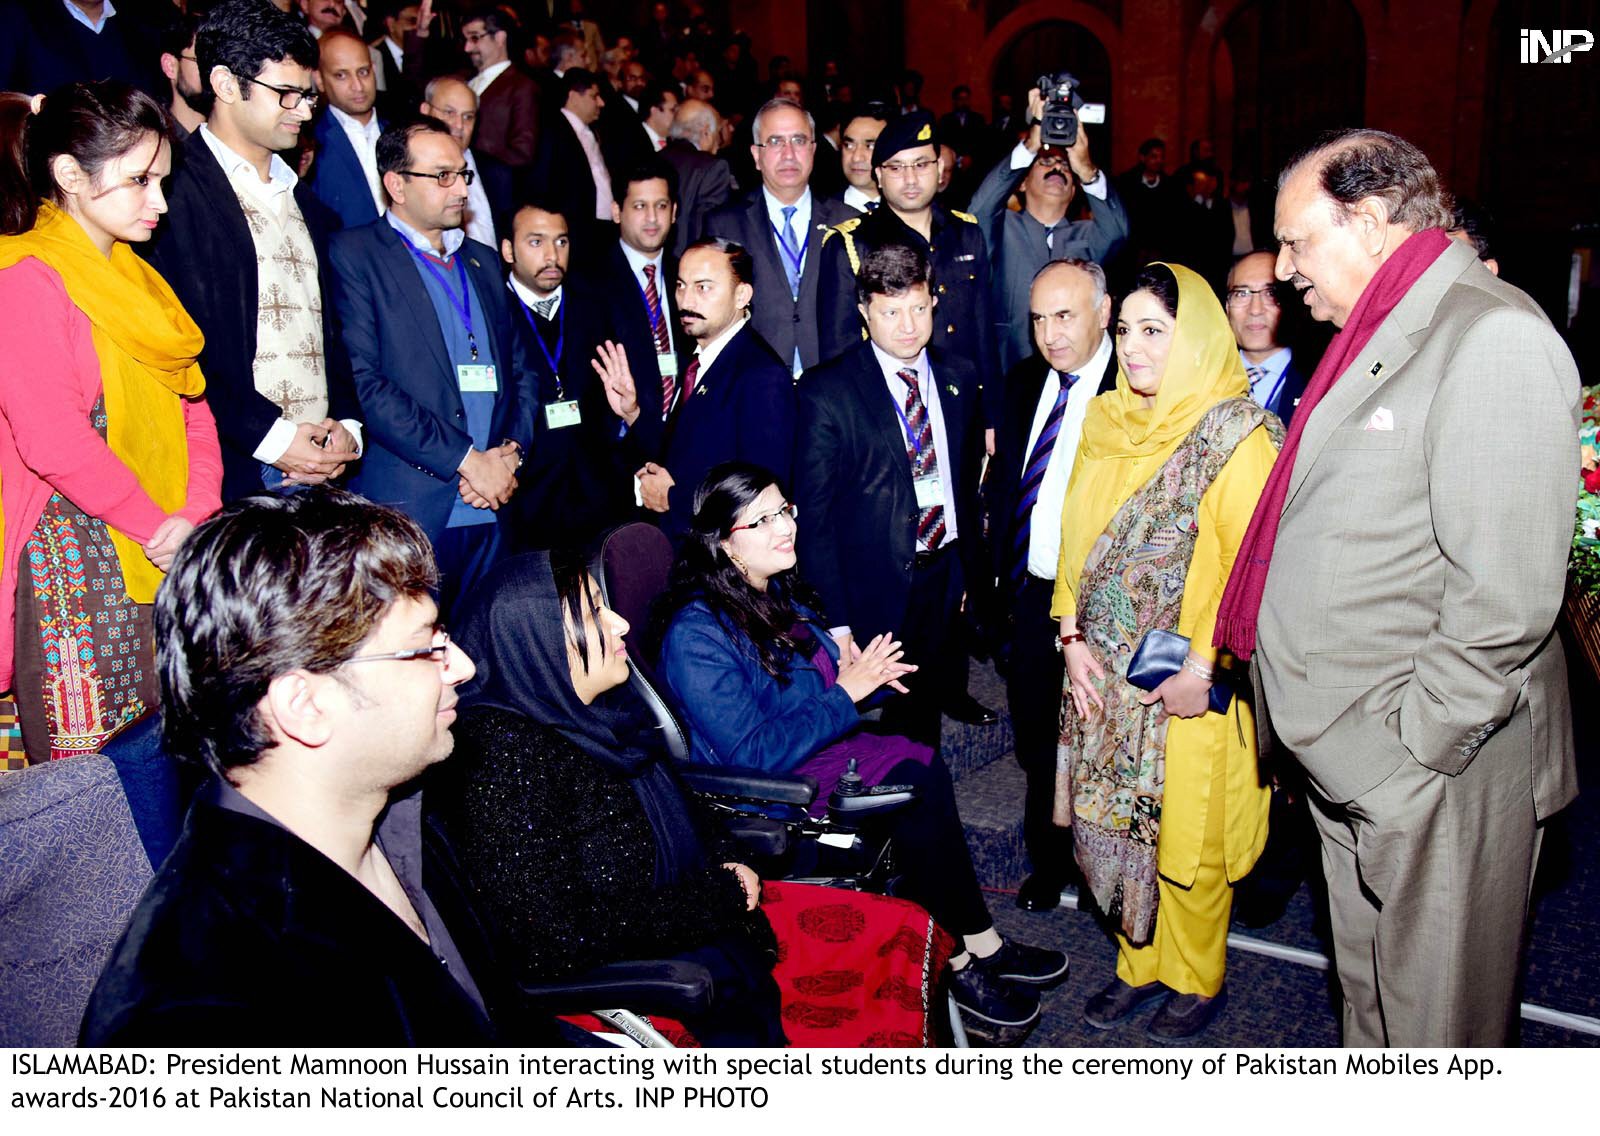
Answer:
[
  {"left": 816, "top": 110, "right": 1000, "bottom": 726},
  {"left": 817, "top": 110, "right": 1000, "bottom": 433}
]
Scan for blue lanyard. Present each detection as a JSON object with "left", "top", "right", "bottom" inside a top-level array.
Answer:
[
  {"left": 518, "top": 297, "right": 565, "bottom": 399},
  {"left": 769, "top": 217, "right": 810, "bottom": 278},
  {"left": 406, "top": 244, "right": 478, "bottom": 361},
  {"left": 1254, "top": 366, "right": 1286, "bottom": 413},
  {"left": 891, "top": 381, "right": 928, "bottom": 460}
]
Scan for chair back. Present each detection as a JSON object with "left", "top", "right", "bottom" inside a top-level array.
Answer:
[{"left": 591, "top": 523, "right": 692, "bottom": 762}]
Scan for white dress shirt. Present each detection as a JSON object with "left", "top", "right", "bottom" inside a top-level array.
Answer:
[
  {"left": 562, "top": 108, "right": 614, "bottom": 220},
  {"left": 870, "top": 341, "right": 958, "bottom": 547},
  {"left": 685, "top": 316, "right": 748, "bottom": 397},
  {"left": 1241, "top": 346, "right": 1293, "bottom": 412},
  {"left": 644, "top": 122, "right": 666, "bottom": 151},
  {"left": 761, "top": 186, "right": 813, "bottom": 271},
  {"left": 469, "top": 60, "right": 511, "bottom": 97},
  {"left": 1023, "top": 332, "right": 1110, "bottom": 579},
  {"left": 509, "top": 276, "right": 561, "bottom": 320},
  {"left": 842, "top": 184, "right": 879, "bottom": 214},
  {"left": 328, "top": 104, "right": 385, "bottom": 215},
  {"left": 620, "top": 240, "right": 672, "bottom": 331},
  {"left": 462, "top": 148, "right": 496, "bottom": 248}
]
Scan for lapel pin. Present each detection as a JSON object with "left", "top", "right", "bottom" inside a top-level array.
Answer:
[
  {"left": 469, "top": 257, "right": 480, "bottom": 269},
  {"left": 1369, "top": 361, "right": 1384, "bottom": 378},
  {"left": 945, "top": 384, "right": 959, "bottom": 396}
]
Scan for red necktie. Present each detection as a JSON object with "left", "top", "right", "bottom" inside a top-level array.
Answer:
[{"left": 643, "top": 264, "right": 674, "bottom": 418}]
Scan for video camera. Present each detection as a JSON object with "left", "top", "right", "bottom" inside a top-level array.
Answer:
[{"left": 1035, "top": 72, "right": 1106, "bottom": 149}]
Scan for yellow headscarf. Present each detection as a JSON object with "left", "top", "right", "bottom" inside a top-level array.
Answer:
[
  {"left": 1078, "top": 262, "right": 1249, "bottom": 461},
  {"left": 0, "top": 202, "right": 206, "bottom": 602}
]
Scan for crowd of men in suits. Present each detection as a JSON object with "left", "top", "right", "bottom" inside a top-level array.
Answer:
[{"left": 14, "top": 0, "right": 1577, "bottom": 1051}]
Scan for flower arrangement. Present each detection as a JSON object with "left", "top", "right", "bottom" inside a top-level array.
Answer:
[{"left": 1574, "top": 386, "right": 1600, "bottom": 596}]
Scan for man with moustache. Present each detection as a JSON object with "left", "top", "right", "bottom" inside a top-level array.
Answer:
[
  {"left": 986, "top": 259, "right": 1117, "bottom": 912},
  {"left": 328, "top": 119, "right": 539, "bottom": 617},
  {"left": 970, "top": 87, "right": 1127, "bottom": 374},
  {"left": 501, "top": 201, "right": 621, "bottom": 545},
  {"left": 297, "top": 0, "right": 351, "bottom": 37},
  {"left": 308, "top": 27, "right": 386, "bottom": 229},
  {"left": 1219, "top": 129, "right": 1580, "bottom": 1046},
  {"left": 704, "top": 98, "right": 855, "bottom": 377},
  {"left": 834, "top": 103, "right": 889, "bottom": 215},
  {"left": 592, "top": 239, "right": 794, "bottom": 539},
  {"left": 421, "top": 74, "right": 495, "bottom": 247},
  {"left": 455, "top": 6, "right": 539, "bottom": 235},
  {"left": 1225, "top": 250, "right": 1309, "bottom": 425},
  {"left": 145, "top": 0, "right": 363, "bottom": 502}
]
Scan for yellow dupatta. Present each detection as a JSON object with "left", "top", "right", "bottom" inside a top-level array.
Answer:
[{"left": 0, "top": 202, "right": 206, "bottom": 602}]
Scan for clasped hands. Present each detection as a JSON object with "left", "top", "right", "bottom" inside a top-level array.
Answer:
[
  {"left": 276, "top": 419, "right": 361, "bottom": 485},
  {"left": 457, "top": 442, "right": 521, "bottom": 510}
]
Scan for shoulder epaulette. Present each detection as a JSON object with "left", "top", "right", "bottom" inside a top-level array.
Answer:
[{"left": 950, "top": 209, "right": 978, "bottom": 224}]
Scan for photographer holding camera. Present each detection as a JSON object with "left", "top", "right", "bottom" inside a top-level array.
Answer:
[{"left": 971, "top": 80, "right": 1128, "bottom": 374}]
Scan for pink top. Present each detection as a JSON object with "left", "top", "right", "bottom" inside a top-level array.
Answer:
[{"left": 0, "top": 258, "right": 224, "bottom": 687}]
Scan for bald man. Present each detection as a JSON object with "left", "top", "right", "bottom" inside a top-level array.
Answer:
[
  {"left": 422, "top": 75, "right": 496, "bottom": 247},
  {"left": 309, "top": 27, "right": 386, "bottom": 228},
  {"left": 661, "top": 97, "right": 733, "bottom": 257}
]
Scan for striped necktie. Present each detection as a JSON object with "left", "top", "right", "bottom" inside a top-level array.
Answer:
[
  {"left": 1010, "top": 373, "right": 1076, "bottom": 585},
  {"left": 899, "top": 368, "right": 945, "bottom": 551},
  {"left": 643, "top": 263, "right": 674, "bottom": 417}
]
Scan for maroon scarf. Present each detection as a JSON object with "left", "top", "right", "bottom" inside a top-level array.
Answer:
[{"left": 1213, "top": 227, "right": 1452, "bottom": 658}]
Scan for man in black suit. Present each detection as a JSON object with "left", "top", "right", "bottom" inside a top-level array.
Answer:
[
  {"left": 144, "top": 0, "right": 362, "bottom": 503},
  {"left": 328, "top": 119, "right": 538, "bottom": 617},
  {"left": 660, "top": 97, "right": 733, "bottom": 258},
  {"left": 532, "top": 68, "right": 614, "bottom": 255},
  {"left": 596, "top": 239, "right": 795, "bottom": 540},
  {"left": 581, "top": 158, "right": 688, "bottom": 477},
  {"left": 987, "top": 260, "right": 1117, "bottom": 912},
  {"left": 500, "top": 200, "right": 623, "bottom": 547},
  {"left": 795, "top": 244, "right": 981, "bottom": 747},
  {"left": 1225, "top": 250, "right": 1309, "bottom": 426},
  {"left": 0, "top": 0, "right": 160, "bottom": 97},
  {"left": 81, "top": 490, "right": 563, "bottom": 1046},
  {"left": 704, "top": 97, "right": 855, "bottom": 377}
]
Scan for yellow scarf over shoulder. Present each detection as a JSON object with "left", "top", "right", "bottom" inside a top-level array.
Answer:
[{"left": 0, "top": 202, "right": 206, "bottom": 602}]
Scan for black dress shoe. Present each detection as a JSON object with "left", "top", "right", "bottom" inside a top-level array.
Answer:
[
  {"left": 949, "top": 963, "right": 1040, "bottom": 1028},
  {"left": 1147, "top": 986, "right": 1227, "bottom": 1042},
  {"left": 945, "top": 694, "right": 999, "bottom": 725},
  {"left": 1015, "top": 874, "right": 1065, "bottom": 911},
  {"left": 1082, "top": 977, "right": 1169, "bottom": 1030},
  {"left": 975, "top": 940, "right": 1069, "bottom": 986}
]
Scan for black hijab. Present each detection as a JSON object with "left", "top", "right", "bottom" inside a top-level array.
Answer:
[{"left": 454, "top": 552, "right": 706, "bottom": 886}]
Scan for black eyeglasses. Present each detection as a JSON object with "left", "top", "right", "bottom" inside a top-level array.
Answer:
[
  {"left": 346, "top": 628, "right": 455, "bottom": 668},
  {"left": 239, "top": 74, "right": 319, "bottom": 111},
  {"left": 396, "top": 167, "right": 476, "bottom": 187}
]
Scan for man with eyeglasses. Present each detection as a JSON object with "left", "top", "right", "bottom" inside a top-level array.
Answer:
[
  {"left": 82, "top": 489, "right": 568, "bottom": 1045},
  {"left": 307, "top": 27, "right": 386, "bottom": 229},
  {"left": 328, "top": 119, "right": 541, "bottom": 619},
  {"left": 1225, "top": 250, "right": 1308, "bottom": 425},
  {"left": 453, "top": 6, "right": 539, "bottom": 237},
  {"left": 157, "top": 14, "right": 207, "bottom": 139},
  {"left": 145, "top": 0, "right": 365, "bottom": 503},
  {"left": 970, "top": 86, "right": 1127, "bottom": 376},
  {"left": 421, "top": 74, "right": 495, "bottom": 248},
  {"left": 703, "top": 97, "right": 855, "bottom": 377}
]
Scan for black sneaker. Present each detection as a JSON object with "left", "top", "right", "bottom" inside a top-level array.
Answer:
[
  {"left": 949, "top": 963, "right": 1041, "bottom": 1028},
  {"left": 976, "top": 940, "right": 1070, "bottom": 986}
]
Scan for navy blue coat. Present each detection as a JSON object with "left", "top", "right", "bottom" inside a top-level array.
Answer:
[
  {"left": 660, "top": 323, "right": 797, "bottom": 538},
  {"left": 307, "top": 112, "right": 386, "bottom": 231},
  {"left": 327, "top": 220, "right": 540, "bottom": 546},
  {"left": 660, "top": 601, "right": 859, "bottom": 774}
]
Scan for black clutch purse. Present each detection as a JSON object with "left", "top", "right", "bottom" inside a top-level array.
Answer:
[{"left": 1126, "top": 629, "right": 1233, "bottom": 714}]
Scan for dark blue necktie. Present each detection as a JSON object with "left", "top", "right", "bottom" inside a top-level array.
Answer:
[{"left": 1010, "top": 373, "right": 1076, "bottom": 585}]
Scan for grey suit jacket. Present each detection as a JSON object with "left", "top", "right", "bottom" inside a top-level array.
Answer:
[
  {"left": 704, "top": 189, "right": 857, "bottom": 372},
  {"left": 1254, "top": 241, "right": 1580, "bottom": 816}
]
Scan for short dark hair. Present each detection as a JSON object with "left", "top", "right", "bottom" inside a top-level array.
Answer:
[
  {"left": 196, "top": 0, "right": 317, "bottom": 97},
  {"left": 1281, "top": 127, "right": 1453, "bottom": 232},
  {"left": 514, "top": 197, "right": 568, "bottom": 227},
  {"left": 377, "top": 115, "right": 453, "bottom": 177},
  {"left": 1138, "top": 136, "right": 1165, "bottom": 156},
  {"left": 952, "top": 84, "right": 971, "bottom": 98},
  {"left": 561, "top": 67, "right": 601, "bottom": 100},
  {"left": 642, "top": 80, "right": 678, "bottom": 118},
  {"left": 155, "top": 489, "right": 439, "bottom": 779},
  {"left": 1, "top": 81, "right": 171, "bottom": 236},
  {"left": 617, "top": 155, "right": 677, "bottom": 203},
  {"left": 1126, "top": 262, "right": 1180, "bottom": 319},
  {"left": 160, "top": 13, "right": 213, "bottom": 117},
  {"left": 461, "top": 5, "right": 514, "bottom": 37},
  {"left": 856, "top": 242, "right": 931, "bottom": 306},
  {"left": 1450, "top": 198, "right": 1498, "bottom": 262},
  {"left": 683, "top": 237, "right": 753, "bottom": 290}
]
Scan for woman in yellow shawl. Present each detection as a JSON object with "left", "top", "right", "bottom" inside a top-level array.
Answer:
[
  {"left": 0, "top": 83, "right": 221, "bottom": 765},
  {"left": 1052, "top": 263, "right": 1281, "bottom": 1040}
]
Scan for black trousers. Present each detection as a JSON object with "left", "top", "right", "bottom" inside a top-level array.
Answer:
[
  {"left": 1004, "top": 574, "right": 1075, "bottom": 886},
  {"left": 883, "top": 754, "right": 994, "bottom": 939},
  {"left": 877, "top": 542, "right": 965, "bottom": 749}
]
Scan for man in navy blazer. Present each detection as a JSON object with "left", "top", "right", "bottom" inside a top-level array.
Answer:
[
  {"left": 704, "top": 97, "right": 856, "bottom": 376},
  {"left": 795, "top": 244, "right": 982, "bottom": 746},
  {"left": 328, "top": 120, "right": 539, "bottom": 615},
  {"left": 307, "top": 28, "right": 387, "bottom": 230},
  {"left": 1225, "top": 250, "right": 1311, "bottom": 426},
  {"left": 596, "top": 239, "right": 795, "bottom": 540}
]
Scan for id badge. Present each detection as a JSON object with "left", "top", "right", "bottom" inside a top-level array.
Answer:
[
  {"left": 457, "top": 363, "right": 497, "bottom": 392},
  {"left": 913, "top": 474, "right": 945, "bottom": 509},
  {"left": 544, "top": 399, "right": 582, "bottom": 429},
  {"left": 657, "top": 351, "right": 679, "bottom": 378}
]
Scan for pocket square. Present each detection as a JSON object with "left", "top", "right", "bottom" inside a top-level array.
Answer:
[{"left": 1364, "top": 407, "right": 1395, "bottom": 432}]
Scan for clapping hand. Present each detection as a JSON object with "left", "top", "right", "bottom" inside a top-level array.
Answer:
[{"left": 835, "top": 632, "right": 918, "bottom": 702}]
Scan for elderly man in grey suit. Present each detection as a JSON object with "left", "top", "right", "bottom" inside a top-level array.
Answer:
[{"left": 1217, "top": 128, "right": 1579, "bottom": 1047}]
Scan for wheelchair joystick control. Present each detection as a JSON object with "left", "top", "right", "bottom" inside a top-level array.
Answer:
[{"left": 834, "top": 758, "right": 865, "bottom": 797}]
